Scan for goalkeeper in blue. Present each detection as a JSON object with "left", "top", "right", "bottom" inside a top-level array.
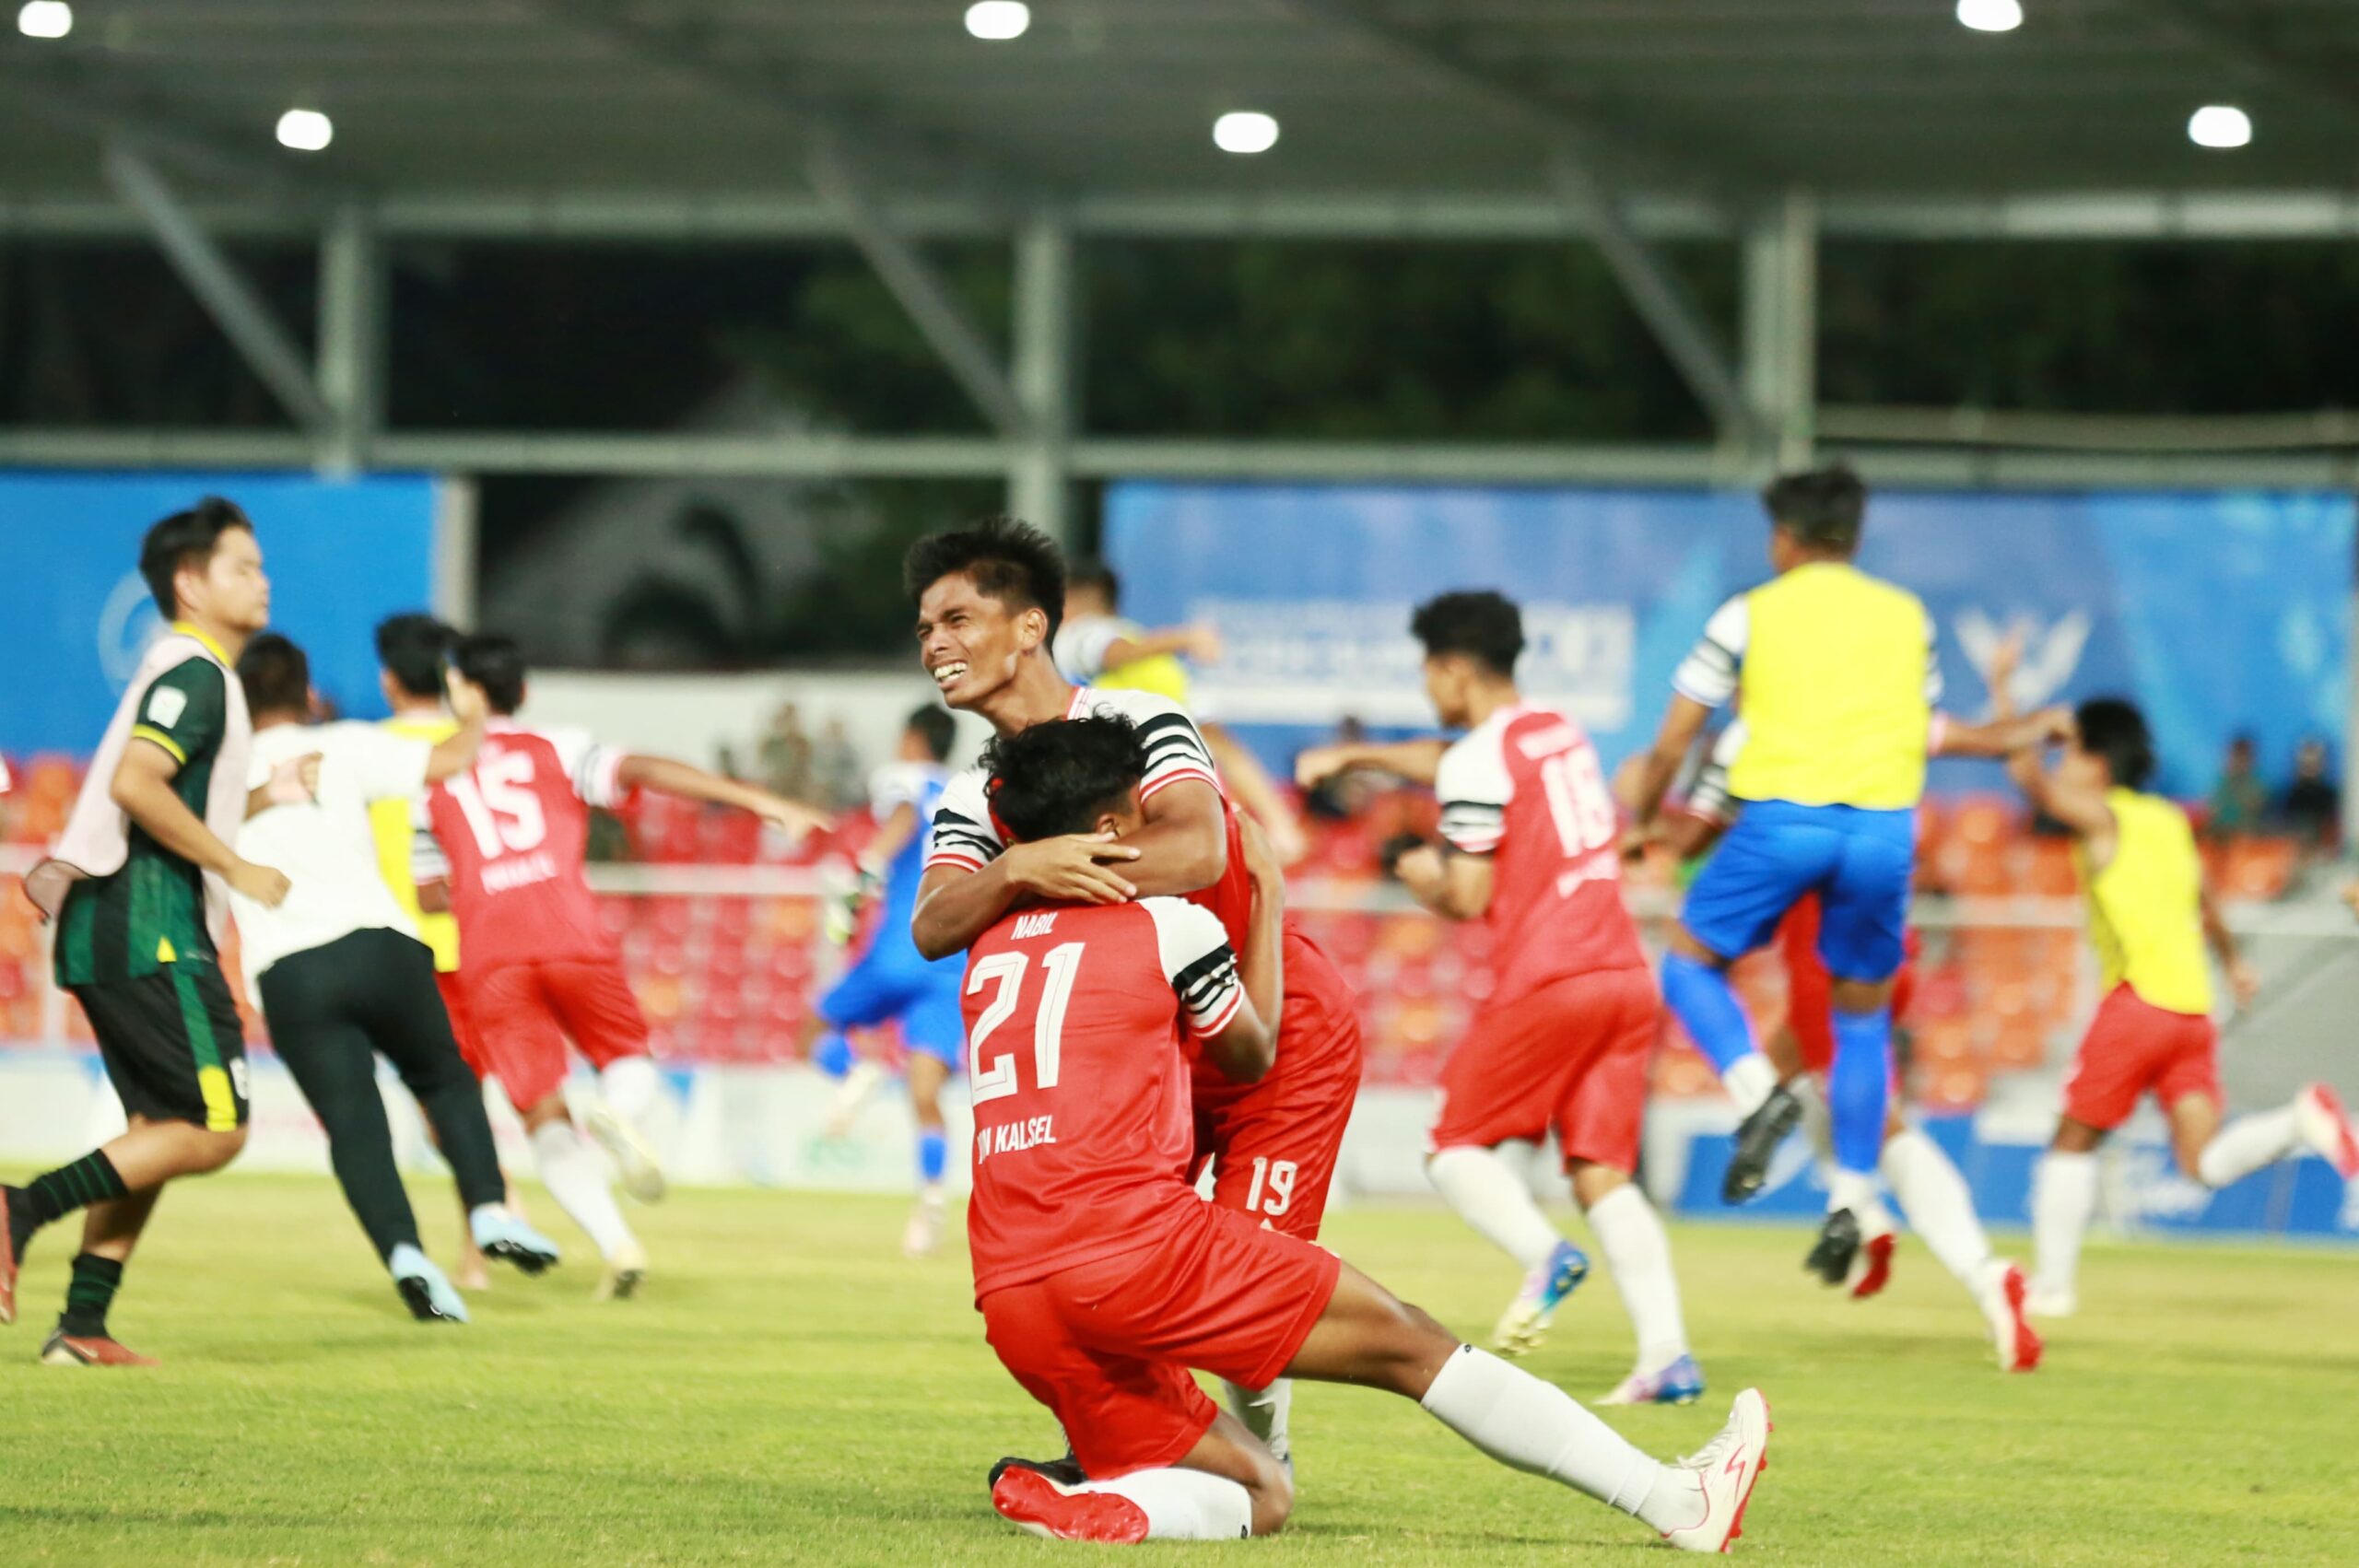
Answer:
[{"left": 803, "top": 705, "right": 968, "bottom": 1255}]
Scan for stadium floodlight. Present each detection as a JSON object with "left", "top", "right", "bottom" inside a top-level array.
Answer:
[
  {"left": 2188, "top": 105, "right": 2252, "bottom": 149},
  {"left": 964, "top": 1, "right": 1029, "bottom": 41},
  {"left": 16, "top": 1, "right": 72, "bottom": 38},
  {"left": 275, "top": 108, "right": 334, "bottom": 152},
  {"left": 1954, "top": 0, "right": 2023, "bottom": 32},
  {"left": 1213, "top": 111, "right": 1281, "bottom": 155}
]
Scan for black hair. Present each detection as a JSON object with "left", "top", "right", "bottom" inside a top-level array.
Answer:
[
  {"left": 1068, "top": 558, "right": 1121, "bottom": 608},
  {"left": 139, "top": 497, "right": 252, "bottom": 617},
  {"left": 1761, "top": 463, "right": 1867, "bottom": 553},
  {"left": 236, "top": 632, "right": 311, "bottom": 718},
  {"left": 453, "top": 633, "right": 528, "bottom": 717},
  {"left": 2076, "top": 697, "right": 2155, "bottom": 790},
  {"left": 375, "top": 612, "right": 453, "bottom": 700},
  {"left": 903, "top": 516, "right": 1066, "bottom": 641},
  {"left": 981, "top": 715, "right": 1148, "bottom": 843},
  {"left": 1410, "top": 591, "right": 1524, "bottom": 677},
  {"left": 907, "top": 703, "right": 957, "bottom": 763}
]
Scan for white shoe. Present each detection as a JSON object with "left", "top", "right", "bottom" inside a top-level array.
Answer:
[
  {"left": 593, "top": 1240, "right": 649, "bottom": 1303},
  {"left": 585, "top": 1104, "right": 668, "bottom": 1204},
  {"left": 2024, "top": 1281, "right": 2076, "bottom": 1319},
  {"left": 902, "top": 1194, "right": 946, "bottom": 1258},
  {"left": 1662, "top": 1388, "right": 1772, "bottom": 1553},
  {"left": 2294, "top": 1084, "right": 2359, "bottom": 1179},
  {"left": 1977, "top": 1260, "right": 2043, "bottom": 1373}
]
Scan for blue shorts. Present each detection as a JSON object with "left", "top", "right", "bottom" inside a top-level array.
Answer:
[
  {"left": 818, "top": 949, "right": 968, "bottom": 1069},
  {"left": 1681, "top": 801, "right": 1915, "bottom": 981}
]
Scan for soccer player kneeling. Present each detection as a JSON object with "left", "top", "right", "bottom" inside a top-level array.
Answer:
[{"left": 965, "top": 715, "right": 1772, "bottom": 1550}]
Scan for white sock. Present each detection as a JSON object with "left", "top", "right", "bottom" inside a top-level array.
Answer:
[
  {"left": 1223, "top": 1378, "right": 1292, "bottom": 1469},
  {"left": 2197, "top": 1104, "right": 2301, "bottom": 1188},
  {"left": 1722, "top": 1053, "right": 1778, "bottom": 1118},
  {"left": 531, "top": 1120, "right": 639, "bottom": 1261},
  {"left": 1428, "top": 1145, "right": 1562, "bottom": 1272},
  {"left": 1081, "top": 1468, "right": 1253, "bottom": 1540},
  {"left": 1584, "top": 1184, "right": 1689, "bottom": 1375},
  {"left": 600, "top": 1055, "right": 663, "bottom": 1128},
  {"left": 1881, "top": 1127, "right": 1991, "bottom": 1291},
  {"left": 1792, "top": 1076, "right": 1834, "bottom": 1163},
  {"left": 2030, "top": 1150, "right": 2099, "bottom": 1301},
  {"left": 1828, "top": 1167, "right": 1882, "bottom": 1218},
  {"left": 1419, "top": 1345, "right": 1700, "bottom": 1533}
]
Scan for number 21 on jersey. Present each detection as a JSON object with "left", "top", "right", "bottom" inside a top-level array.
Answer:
[{"left": 965, "top": 942, "right": 1084, "bottom": 1104}]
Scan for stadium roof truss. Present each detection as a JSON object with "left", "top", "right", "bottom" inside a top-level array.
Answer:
[{"left": 6, "top": 0, "right": 2359, "bottom": 522}]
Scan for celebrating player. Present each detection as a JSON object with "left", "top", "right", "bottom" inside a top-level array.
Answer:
[
  {"left": 417, "top": 634, "right": 827, "bottom": 1299},
  {"left": 1999, "top": 696, "right": 2359, "bottom": 1317},
  {"left": 1622, "top": 463, "right": 1940, "bottom": 1281},
  {"left": 7, "top": 500, "right": 292, "bottom": 1365},
  {"left": 908, "top": 517, "right": 1364, "bottom": 1473},
  {"left": 1297, "top": 591, "right": 1700, "bottom": 1404},
  {"left": 801, "top": 703, "right": 969, "bottom": 1257},
  {"left": 967, "top": 715, "right": 1771, "bottom": 1550}
]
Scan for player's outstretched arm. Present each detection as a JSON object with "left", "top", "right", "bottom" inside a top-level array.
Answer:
[
  {"left": 1102, "top": 622, "right": 1221, "bottom": 669},
  {"left": 615, "top": 754, "right": 830, "bottom": 841},
  {"left": 114, "top": 740, "right": 289, "bottom": 907},
  {"left": 1619, "top": 694, "right": 1713, "bottom": 838},
  {"left": 421, "top": 672, "right": 490, "bottom": 784},
  {"left": 1203, "top": 723, "right": 1309, "bottom": 865},
  {"left": 1295, "top": 736, "right": 1448, "bottom": 790}
]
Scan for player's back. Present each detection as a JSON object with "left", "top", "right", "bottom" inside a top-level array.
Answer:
[
  {"left": 1728, "top": 562, "right": 1933, "bottom": 811},
  {"left": 426, "top": 721, "right": 620, "bottom": 971},
  {"left": 965, "top": 896, "right": 1230, "bottom": 1298},
  {"left": 1438, "top": 703, "right": 1646, "bottom": 1006},
  {"left": 2079, "top": 788, "right": 2211, "bottom": 1015}
]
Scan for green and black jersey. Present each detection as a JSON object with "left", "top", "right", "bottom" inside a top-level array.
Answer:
[{"left": 54, "top": 653, "right": 230, "bottom": 986}]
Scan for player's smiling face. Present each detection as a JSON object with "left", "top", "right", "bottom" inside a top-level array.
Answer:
[{"left": 915, "top": 571, "right": 1043, "bottom": 712}]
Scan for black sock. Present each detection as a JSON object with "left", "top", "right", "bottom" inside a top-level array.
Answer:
[
  {"left": 58, "top": 1253, "right": 124, "bottom": 1338},
  {"left": 18, "top": 1152, "right": 128, "bottom": 1247}
]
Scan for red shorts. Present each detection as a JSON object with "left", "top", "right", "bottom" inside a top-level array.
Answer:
[
  {"left": 1778, "top": 897, "right": 1919, "bottom": 1076},
  {"left": 1190, "top": 926, "right": 1363, "bottom": 1239},
  {"left": 1429, "top": 965, "right": 1656, "bottom": 1172},
  {"left": 2062, "top": 982, "right": 2221, "bottom": 1132},
  {"left": 435, "top": 968, "right": 487, "bottom": 1080},
  {"left": 979, "top": 1200, "right": 1343, "bottom": 1480},
  {"left": 463, "top": 954, "right": 650, "bottom": 1112}
]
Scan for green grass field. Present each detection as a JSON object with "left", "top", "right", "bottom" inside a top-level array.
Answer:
[{"left": 4, "top": 1173, "right": 2355, "bottom": 1566}]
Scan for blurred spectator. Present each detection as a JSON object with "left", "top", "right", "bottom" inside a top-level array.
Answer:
[
  {"left": 758, "top": 701, "right": 814, "bottom": 802},
  {"left": 811, "top": 718, "right": 863, "bottom": 811},
  {"left": 2280, "top": 737, "right": 2340, "bottom": 848},
  {"left": 2206, "top": 732, "right": 2267, "bottom": 837}
]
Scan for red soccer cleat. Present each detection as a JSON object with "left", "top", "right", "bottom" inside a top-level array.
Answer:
[
  {"left": 1849, "top": 1233, "right": 1895, "bottom": 1300},
  {"left": 990, "top": 1465, "right": 1152, "bottom": 1544},
  {"left": 2296, "top": 1084, "right": 2359, "bottom": 1180},
  {"left": 1980, "top": 1262, "right": 2043, "bottom": 1375},
  {"left": 40, "top": 1330, "right": 158, "bottom": 1368}
]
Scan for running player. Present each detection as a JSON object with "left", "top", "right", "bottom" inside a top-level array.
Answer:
[
  {"left": 801, "top": 704, "right": 969, "bottom": 1256},
  {"left": 2000, "top": 696, "right": 2359, "bottom": 1317},
  {"left": 417, "top": 634, "right": 827, "bottom": 1299},
  {"left": 967, "top": 715, "right": 1771, "bottom": 1550},
  {"left": 1295, "top": 591, "right": 1699, "bottom": 1404},
  {"left": 1623, "top": 463, "right": 1940, "bottom": 1280},
  {"left": 7, "top": 500, "right": 295, "bottom": 1364},
  {"left": 908, "top": 517, "right": 1364, "bottom": 1472}
]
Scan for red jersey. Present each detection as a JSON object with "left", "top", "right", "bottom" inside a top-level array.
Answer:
[
  {"left": 1436, "top": 703, "right": 1646, "bottom": 1006},
  {"left": 420, "top": 720, "right": 628, "bottom": 972},
  {"left": 965, "top": 895, "right": 1245, "bottom": 1299}
]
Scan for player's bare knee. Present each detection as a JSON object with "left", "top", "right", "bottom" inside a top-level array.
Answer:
[{"left": 1243, "top": 1456, "right": 1294, "bottom": 1537}]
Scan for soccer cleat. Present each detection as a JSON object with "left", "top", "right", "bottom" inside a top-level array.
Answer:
[
  {"left": 1849, "top": 1232, "right": 1896, "bottom": 1300},
  {"left": 903, "top": 1193, "right": 946, "bottom": 1258},
  {"left": 1804, "top": 1209, "right": 1861, "bottom": 1287},
  {"left": 1722, "top": 1084, "right": 1803, "bottom": 1205},
  {"left": 2294, "top": 1083, "right": 2359, "bottom": 1179},
  {"left": 1598, "top": 1352, "right": 1707, "bottom": 1407},
  {"left": 0, "top": 1190, "right": 20, "bottom": 1328},
  {"left": 1978, "top": 1261, "right": 2042, "bottom": 1374},
  {"left": 593, "top": 1241, "right": 649, "bottom": 1303},
  {"left": 1491, "top": 1238, "right": 1590, "bottom": 1358},
  {"left": 40, "top": 1329, "right": 158, "bottom": 1367},
  {"left": 990, "top": 1465, "right": 1153, "bottom": 1544},
  {"left": 2025, "top": 1283, "right": 2077, "bottom": 1320},
  {"left": 1661, "top": 1388, "right": 1772, "bottom": 1554},
  {"left": 988, "top": 1453, "right": 1088, "bottom": 1492},
  {"left": 584, "top": 1105, "right": 668, "bottom": 1204},
  {"left": 471, "top": 1206, "right": 562, "bottom": 1276},
  {"left": 391, "top": 1246, "right": 469, "bottom": 1324}
]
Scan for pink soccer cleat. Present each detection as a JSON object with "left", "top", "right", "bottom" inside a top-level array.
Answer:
[
  {"left": 2295, "top": 1084, "right": 2359, "bottom": 1179},
  {"left": 990, "top": 1465, "right": 1153, "bottom": 1544}
]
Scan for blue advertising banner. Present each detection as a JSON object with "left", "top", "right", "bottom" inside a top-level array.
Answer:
[
  {"left": 1103, "top": 484, "right": 2354, "bottom": 796},
  {"left": 0, "top": 471, "right": 443, "bottom": 755}
]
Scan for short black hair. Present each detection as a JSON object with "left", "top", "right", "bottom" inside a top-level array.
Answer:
[
  {"left": 140, "top": 497, "right": 252, "bottom": 617},
  {"left": 1068, "top": 558, "right": 1121, "bottom": 608},
  {"left": 907, "top": 703, "right": 957, "bottom": 763},
  {"left": 2076, "top": 697, "right": 2154, "bottom": 790},
  {"left": 981, "top": 715, "right": 1148, "bottom": 843},
  {"left": 453, "top": 633, "right": 528, "bottom": 717},
  {"left": 903, "top": 516, "right": 1066, "bottom": 641},
  {"left": 237, "top": 632, "right": 311, "bottom": 718},
  {"left": 1761, "top": 463, "right": 1867, "bottom": 553},
  {"left": 375, "top": 613, "right": 453, "bottom": 700},
  {"left": 1410, "top": 591, "right": 1524, "bottom": 677}
]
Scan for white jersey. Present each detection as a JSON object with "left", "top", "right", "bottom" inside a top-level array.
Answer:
[
  {"left": 925, "top": 686, "right": 1219, "bottom": 874},
  {"left": 232, "top": 720, "right": 435, "bottom": 989}
]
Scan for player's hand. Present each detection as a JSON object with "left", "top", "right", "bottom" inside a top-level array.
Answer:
[
  {"left": 1008, "top": 833, "right": 1141, "bottom": 905},
  {"left": 1393, "top": 843, "right": 1445, "bottom": 898},
  {"left": 445, "top": 671, "right": 488, "bottom": 724},
  {"left": 265, "top": 751, "right": 322, "bottom": 807},
  {"left": 1294, "top": 745, "right": 1355, "bottom": 790},
  {"left": 2228, "top": 958, "right": 2260, "bottom": 1009},
  {"left": 1262, "top": 810, "right": 1310, "bottom": 869},
  {"left": 228, "top": 859, "right": 292, "bottom": 908},
  {"left": 1181, "top": 623, "right": 1225, "bottom": 665},
  {"left": 1235, "top": 810, "right": 1286, "bottom": 901},
  {"left": 755, "top": 795, "right": 828, "bottom": 846},
  {"left": 2034, "top": 706, "right": 2074, "bottom": 745},
  {"left": 1987, "top": 626, "right": 2026, "bottom": 704}
]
